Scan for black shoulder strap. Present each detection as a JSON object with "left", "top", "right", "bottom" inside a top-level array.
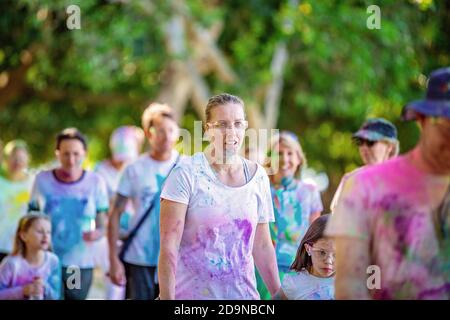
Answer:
[{"left": 119, "top": 154, "right": 180, "bottom": 261}]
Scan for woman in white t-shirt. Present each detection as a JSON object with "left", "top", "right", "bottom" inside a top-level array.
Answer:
[
  {"left": 273, "top": 214, "right": 335, "bottom": 300},
  {"left": 158, "top": 93, "right": 281, "bottom": 300},
  {"left": 0, "top": 140, "right": 34, "bottom": 263}
]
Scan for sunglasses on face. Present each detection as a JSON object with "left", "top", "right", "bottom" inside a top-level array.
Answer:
[{"left": 354, "top": 138, "right": 376, "bottom": 147}]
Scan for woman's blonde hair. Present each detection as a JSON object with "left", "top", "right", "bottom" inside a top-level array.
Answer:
[
  {"left": 3, "top": 139, "right": 29, "bottom": 159},
  {"left": 266, "top": 131, "right": 307, "bottom": 178},
  {"left": 387, "top": 139, "right": 400, "bottom": 158},
  {"left": 12, "top": 214, "right": 51, "bottom": 257}
]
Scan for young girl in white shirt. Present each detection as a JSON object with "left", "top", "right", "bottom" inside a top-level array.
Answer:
[
  {"left": 273, "top": 214, "right": 335, "bottom": 300},
  {"left": 0, "top": 214, "right": 61, "bottom": 299}
]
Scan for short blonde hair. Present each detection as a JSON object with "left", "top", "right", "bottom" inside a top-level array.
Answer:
[
  {"left": 141, "top": 103, "right": 174, "bottom": 132},
  {"left": 3, "top": 139, "right": 29, "bottom": 159},
  {"left": 267, "top": 131, "right": 307, "bottom": 178}
]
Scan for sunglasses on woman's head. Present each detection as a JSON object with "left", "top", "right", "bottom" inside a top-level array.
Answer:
[{"left": 354, "top": 138, "right": 376, "bottom": 147}]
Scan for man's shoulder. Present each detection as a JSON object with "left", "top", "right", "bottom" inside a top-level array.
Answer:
[
  {"left": 31, "top": 170, "right": 54, "bottom": 188},
  {"left": 350, "top": 156, "right": 406, "bottom": 184},
  {"left": 120, "top": 154, "right": 152, "bottom": 173},
  {"left": 82, "top": 169, "right": 105, "bottom": 183},
  {"left": 35, "top": 169, "right": 53, "bottom": 179}
]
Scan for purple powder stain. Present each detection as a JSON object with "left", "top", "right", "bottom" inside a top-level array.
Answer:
[
  {"left": 233, "top": 218, "right": 252, "bottom": 246},
  {"left": 378, "top": 194, "right": 401, "bottom": 212},
  {"left": 179, "top": 217, "right": 254, "bottom": 284},
  {"left": 393, "top": 213, "right": 426, "bottom": 248},
  {"left": 394, "top": 215, "right": 411, "bottom": 243},
  {"left": 418, "top": 283, "right": 450, "bottom": 299}
]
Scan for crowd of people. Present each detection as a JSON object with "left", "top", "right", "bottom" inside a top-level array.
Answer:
[{"left": 0, "top": 67, "right": 448, "bottom": 300}]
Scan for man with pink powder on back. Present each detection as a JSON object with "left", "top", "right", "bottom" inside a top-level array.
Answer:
[{"left": 326, "top": 67, "right": 450, "bottom": 299}]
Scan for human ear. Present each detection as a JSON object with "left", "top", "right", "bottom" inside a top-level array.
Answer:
[
  {"left": 19, "top": 231, "right": 28, "bottom": 243},
  {"left": 415, "top": 114, "right": 427, "bottom": 131},
  {"left": 145, "top": 128, "right": 153, "bottom": 140},
  {"left": 304, "top": 243, "right": 311, "bottom": 256}
]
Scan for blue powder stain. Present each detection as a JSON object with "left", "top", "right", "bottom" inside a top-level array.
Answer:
[{"left": 45, "top": 197, "right": 88, "bottom": 257}]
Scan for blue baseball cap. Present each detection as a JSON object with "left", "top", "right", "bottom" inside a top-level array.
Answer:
[
  {"left": 352, "top": 118, "right": 398, "bottom": 142},
  {"left": 402, "top": 67, "right": 450, "bottom": 120}
]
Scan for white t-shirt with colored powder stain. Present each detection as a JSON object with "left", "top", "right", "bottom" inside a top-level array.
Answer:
[
  {"left": 0, "top": 175, "right": 34, "bottom": 253},
  {"left": 28, "top": 170, "right": 109, "bottom": 268},
  {"left": 281, "top": 270, "right": 334, "bottom": 300},
  {"left": 0, "top": 251, "right": 61, "bottom": 300},
  {"left": 270, "top": 181, "right": 323, "bottom": 269},
  {"left": 325, "top": 155, "right": 450, "bottom": 300},
  {"left": 94, "top": 160, "right": 122, "bottom": 200},
  {"left": 160, "top": 152, "right": 275, "bottom": 300},
  {"left": 117, "top": 151, "right": 180, "bottom": 267},
  {"left": 94, "top": 160, "right": 134, "bottom": 231}
]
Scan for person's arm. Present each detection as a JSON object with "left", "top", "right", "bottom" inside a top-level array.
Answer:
[
  {"left": 96, "top": 211, "right": 107, "bottom": 236},
  {"left": 0, "top": 285, "right": 38, "bottom": 300},
  {"left": 253, "top": 223, "right": 280, "bottom": 297},
  {"left": 28, "top": 174, "right": 42, "bottom": 213},
  {"left": 84, "top": 174, "right": 110, "bottom": 241},
  {"left": 158, "top": 199, "right": 187, "bottom": 300},
  {"left": 330, "top": 180, "right": 344, "bottom": 214},
  {"left": 83, "top": 211, "right": 107, "bottom": 241},
  {"left": 0, "top": 259, "right": 26, "bottom": 300},
  {"left": 272, "top": 288, "right": 288, "bottom": 300},
  {"left": 334, "top": 236, "right": 372, "bottom": 300},
  {"left": 107, "top": 193, "right": 128, "bottom": 286},
  {"left": 326, "top": 169, "right": 373, "bottom": 299}
]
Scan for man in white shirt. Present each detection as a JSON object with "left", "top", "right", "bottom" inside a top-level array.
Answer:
[{"left": 107, "top": 103, "right": 180, "bottom": 300}]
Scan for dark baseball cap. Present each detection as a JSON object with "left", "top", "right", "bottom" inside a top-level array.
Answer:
[
  {"left": 402, "top": 67, "right": 450, "bottom": 120},
  {"left": 352, "top": 118, "right": 398, "bottom": 142}
]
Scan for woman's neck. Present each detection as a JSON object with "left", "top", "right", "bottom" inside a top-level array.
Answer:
[
  {"left": 55, "top": 168, "right": 83, "bottom": 182},
  {"left": 7, "top": 170, "right": 27, "bottom": 182},
  {"left": 25, "top": 249, "right": 45, "bottom": 267},
  {"left": 206, "top": 150, "right": 241, "bottom": 173},
  {"left": 271, "top": 174, "right": 295, "bottom": 189}
]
